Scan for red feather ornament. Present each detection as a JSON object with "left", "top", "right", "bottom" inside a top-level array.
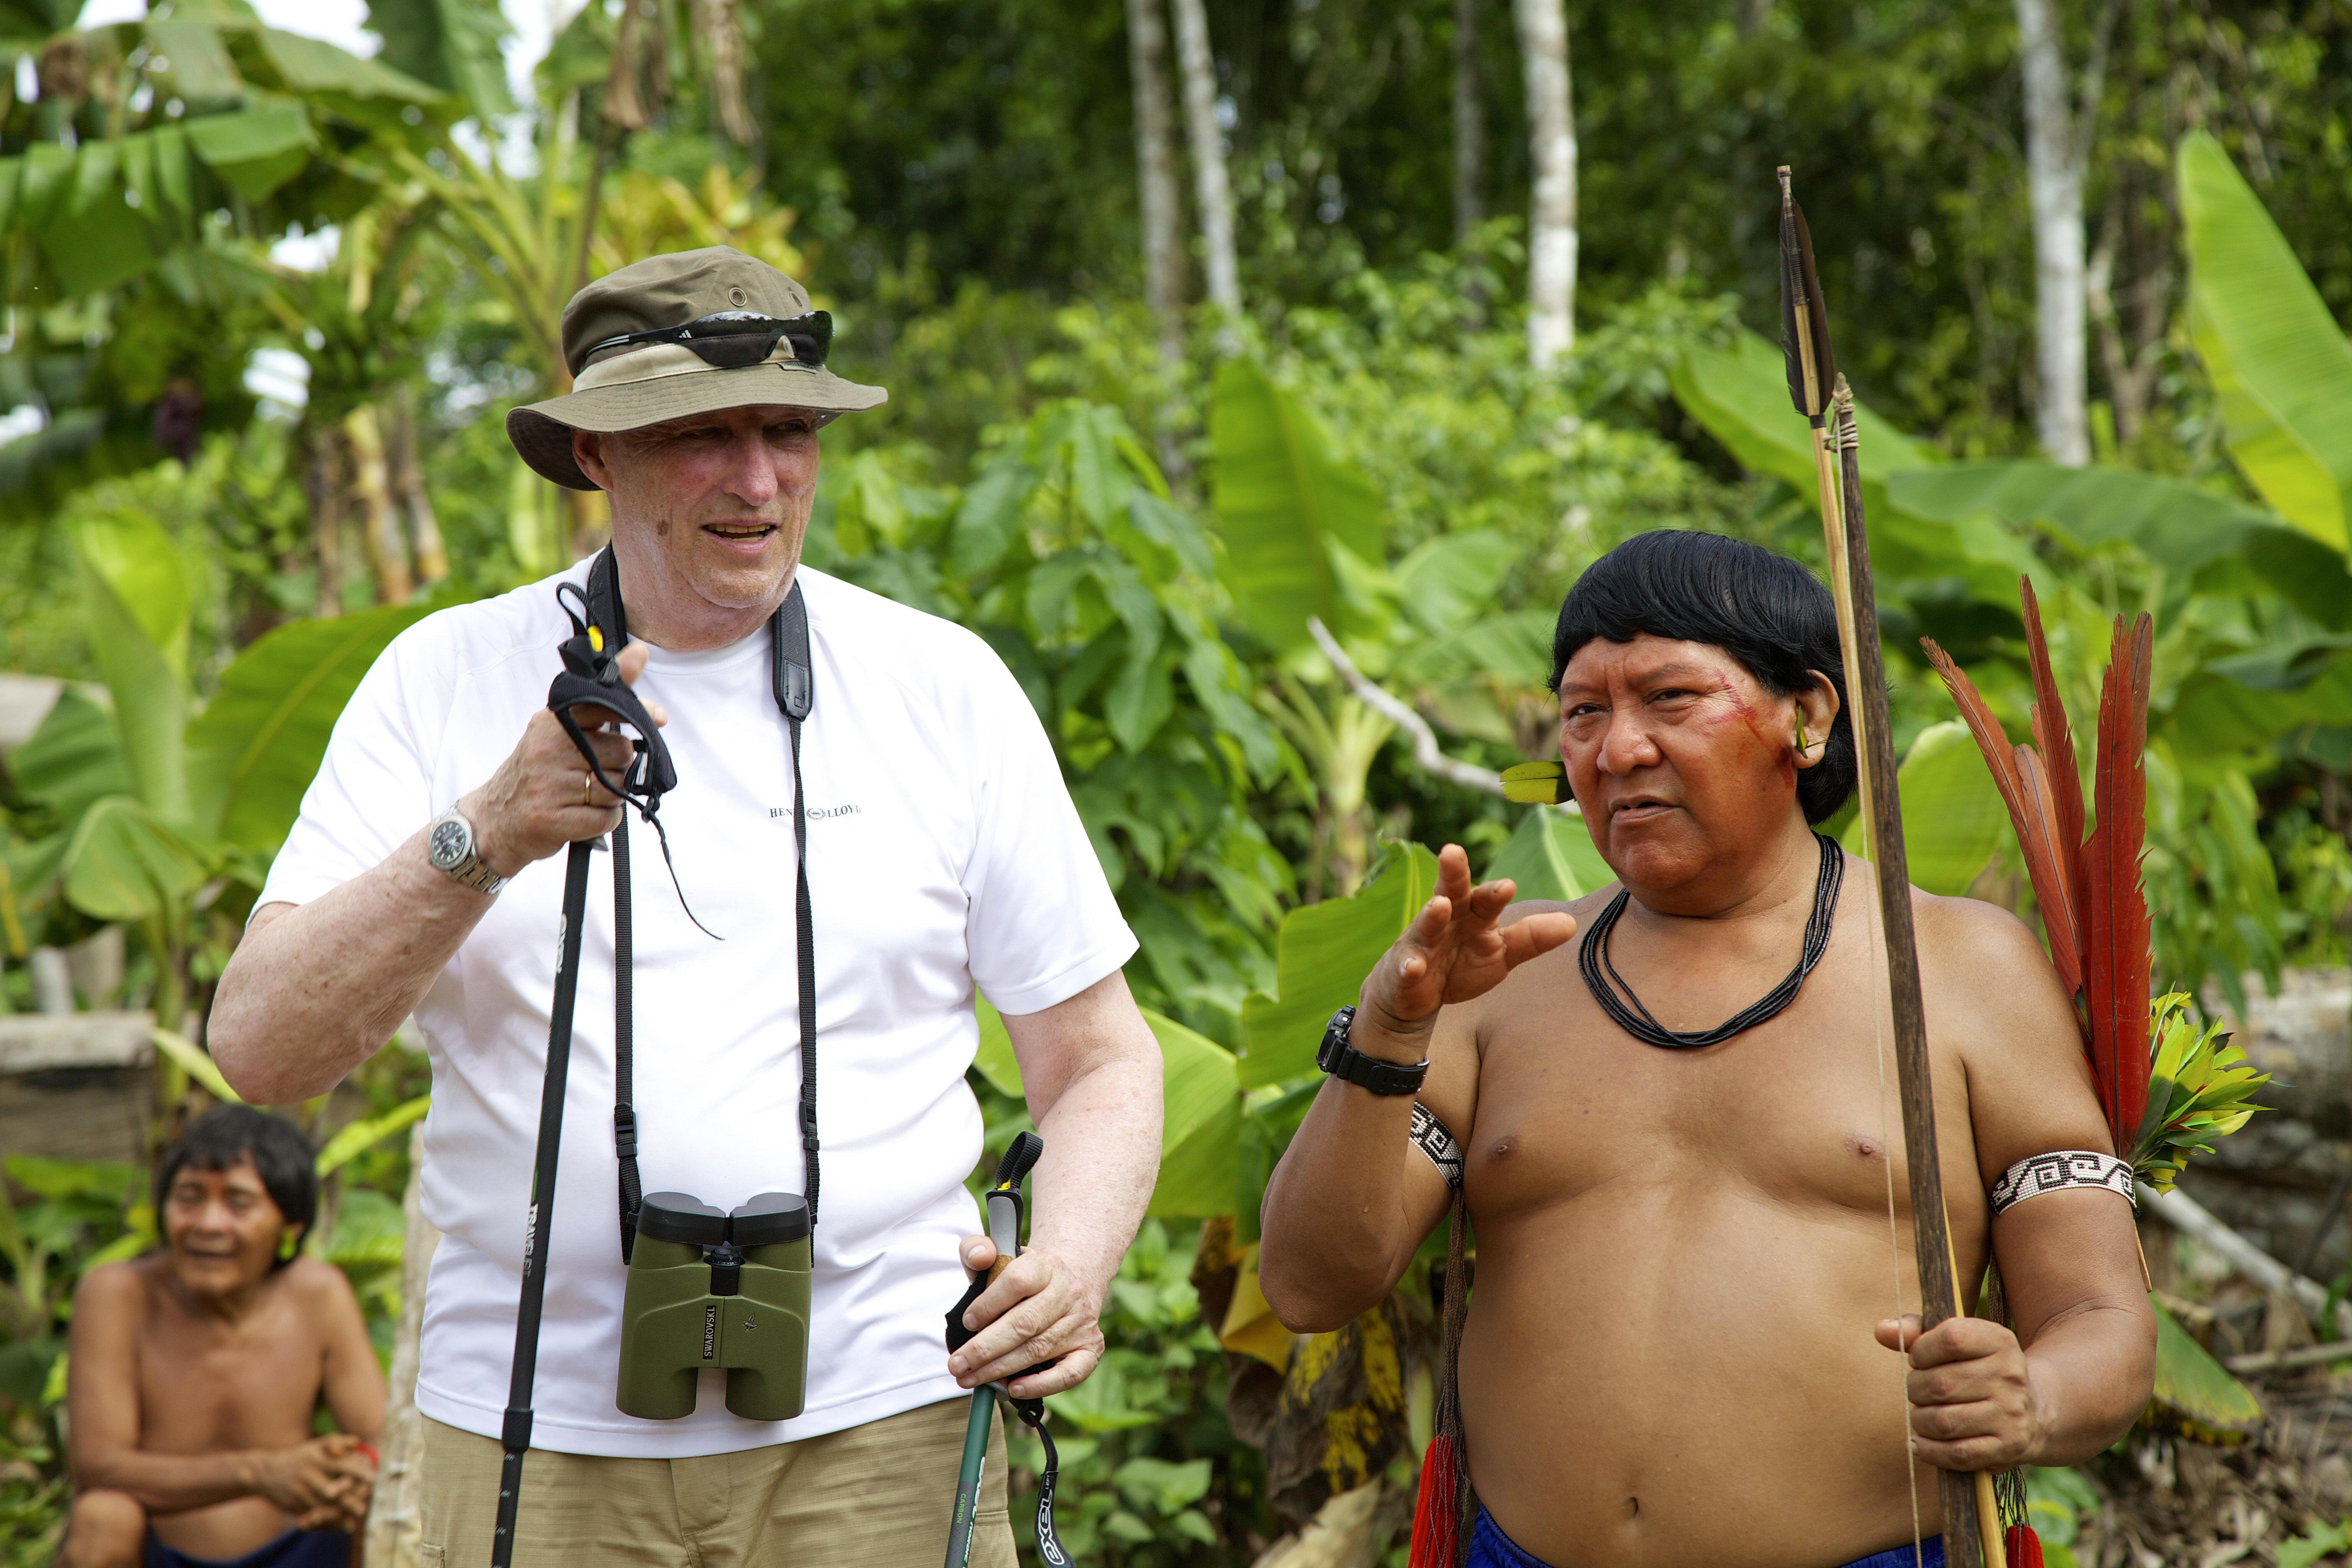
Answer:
[
  {"left": 1923, "top": 585, "right": 2156, "bottom": 1147},
  {"left": 2079, "top": 614, "right": 2155, "bottom": 1151},
  {"left": 2011, "top": 745, "right": 2085, "bottom": 999},
  {"left": 2005, "top": 1524, "right": 2046, "bottom": 1568},
  {"left": 2019, "top": 578, "right": 2086, "bottom": 865},
  {"left": 1920, "top": 635, "right": 2084, "bottom": 997}
]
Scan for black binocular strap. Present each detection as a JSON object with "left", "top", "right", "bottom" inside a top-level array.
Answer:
[
  {"left": 613, "top": 810, "right": 641, "bottom": 1262},
  {"left": 597, "top": 561, "right": 820, "bottom": 1256},
  {"left": 774, "top": 585, "right": 820, "bottom": 1227}
]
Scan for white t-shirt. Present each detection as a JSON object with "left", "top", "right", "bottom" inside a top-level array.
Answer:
[{"left": 259, "top": 562, "right": 1137, "bottom": 1457}]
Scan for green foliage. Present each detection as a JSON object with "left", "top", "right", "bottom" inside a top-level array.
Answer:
[
  {"left": 1238, "top": 843, "right": 1439, "bottom": 1089},
  {"left": 185, "top": 603, "right": 438, "bottom": 856},
  {"left": 807, "top": 398, "right": 1289, "bottom": 1037},
  {"left": 2145, "top": 1297, "right": 2264, "bottom": 1445},
  {"left": 0, "top": 1154, "right": 144, "bottom": 1417},
  {"left": 2025, "top": 1466, "right": 2099, "bottom": 1568},
  {"left": 1485, "top": 806, "right": 1612, "bottom": 903},
  {"left": 1838, "top": 720, "right": 2009, "bottom": 897},
  {"left": 2178, "top": 130, "right": 2352, "bottom": 552},
  {"left": 1144, "top": 1013, "right": 1243, "bottom": 1221},
  {"left": 2279, "top": 1519, "right": 2352, "bottom": 1568},
  {"left": 1211, "top": 357, "right": 1383, "bottom": 654},
  {"left": 2131, "top": 994, "right": 2269, "bottom": 1194},
  {"left": 1011, "top": 1220, "right": 1245, "bottom": 1563}
]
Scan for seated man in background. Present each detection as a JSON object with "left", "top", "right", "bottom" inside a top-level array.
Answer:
[{"left": 60, "top": 1105, "right": 385, "bottom": 1568}]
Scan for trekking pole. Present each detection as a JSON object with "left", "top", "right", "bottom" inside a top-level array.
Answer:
[
  {"left": 490, "top": 836, "right": 595, "bottom": 1568},
  {"left": 944, "top": 1133, "right": 1054, "bottom": 1567}
]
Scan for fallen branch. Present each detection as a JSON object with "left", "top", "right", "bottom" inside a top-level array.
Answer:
[
  {"left": 1305, "top": 616, "right": 1578, "bottom": 813},
  {"left": 2223, "top": 1338, "right": 2352, "bottom": 1375},
  {"left": 2139, "top": 1180, "right": 2352, "bottom": 1339}
]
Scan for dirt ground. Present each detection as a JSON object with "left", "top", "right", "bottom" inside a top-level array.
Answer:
[{"left": 2076, "top": 1370, "right": 2352, "bottom": 1567}]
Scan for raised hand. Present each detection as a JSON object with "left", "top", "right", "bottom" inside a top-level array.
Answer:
[{"left": 1354, "top": 843, "right": 1578, "bottom": 1047}]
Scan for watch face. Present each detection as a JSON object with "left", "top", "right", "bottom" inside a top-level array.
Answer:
[{"left": 428, "top": 816, "right": 468, "bottom": 870}]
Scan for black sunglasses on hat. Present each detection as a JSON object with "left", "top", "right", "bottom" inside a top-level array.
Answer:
[{"left": 583, "top": 309, "right": 833, "bottom": 371}]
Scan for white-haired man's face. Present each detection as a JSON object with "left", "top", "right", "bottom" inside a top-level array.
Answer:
[{"left": 571, "top": 404, "right": 823, "bottom": 623}]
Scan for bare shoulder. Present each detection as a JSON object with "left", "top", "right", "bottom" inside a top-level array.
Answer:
[
  {"left": 281, "top": 1255, "right": 364, "bottom": 1313},
  {"left": 72, "top": 1257, "right": 152, "bottom": 1321},
  {"left": 1909, "top": 890, "right": 2074, "bottom": 1019}
]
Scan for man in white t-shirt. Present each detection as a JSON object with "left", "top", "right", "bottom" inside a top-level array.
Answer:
[{"left": 208, "top": 247, "right": 1164, "bottom": 1565}]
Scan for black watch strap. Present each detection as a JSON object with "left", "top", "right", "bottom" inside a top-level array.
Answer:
[{"left": 1316, "top": 1005, "right": 1430, "bottom": 1096}]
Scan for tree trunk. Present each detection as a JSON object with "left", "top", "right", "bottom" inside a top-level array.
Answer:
[
  {"left": 694, "top": 0, "right": 754, "bottom": 147},
  {"left": 363, "top": 1124, "right": 439, "bottom": 1568},
  {"left": 1169, "top": 0, "right": 1239, "bottom": 325},
  {"left": 1514, "top": 0, "right": 1576, "bottom": 369},
  {"left": 308, "top": 427, "right": 346, "bottom": 619},
  {"left": 1728, "top": 0, "right": 1771, "bottom": 264},
  {"left": 1452, "top": 0, "right": 1484, "bottom": 246},
  {"left": 386, "top": 392, "right": 449, "bottom": 587},
  {"left": 1127, "top": 0, "right": 1185, "bottom": 370},
  {"left": 346, "top": 405, "right": 413, "bottom": 606},
  {"left": 2015, "top": 0, "right": 2089, "bottom": 466}
]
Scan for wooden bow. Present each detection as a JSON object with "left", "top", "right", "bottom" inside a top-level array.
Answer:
[{"left": 1777, "top": 167, "right": 2003, "bottom": 1568}]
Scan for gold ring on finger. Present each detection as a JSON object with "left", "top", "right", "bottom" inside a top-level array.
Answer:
[{"left": 583, "top": 771, "right": 594, "bottom": 806}]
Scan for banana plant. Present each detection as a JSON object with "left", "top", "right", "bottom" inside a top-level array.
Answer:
[
  {"left": 2178, "top": 129, "right": 2352, "bottom": 556},
  {"left": 3, "top": 510, "right": 437, "bottom": 1029},
  {"left": 1212, "top": 358, "right": 1553, "bottom": 899}
]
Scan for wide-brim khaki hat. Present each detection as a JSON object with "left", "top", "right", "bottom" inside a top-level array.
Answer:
[{"left": 507, "top": 245, "right": 888, "bottom": 491}]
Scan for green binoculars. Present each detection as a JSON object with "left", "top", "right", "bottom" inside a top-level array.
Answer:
[{"left": 616, "top": 1191, "right": 811, "bottom": 1422}]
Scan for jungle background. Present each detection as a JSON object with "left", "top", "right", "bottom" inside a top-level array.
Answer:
[{"left": 7, "top": 0, "right": 2352, "bottom": 1562}]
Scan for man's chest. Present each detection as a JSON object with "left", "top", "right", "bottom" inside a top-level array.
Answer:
[
  {"left": 1467, "top": 947, "right": 1976, "bottom": 1226},
  {"left": 138, "top": 1307, "right": 323, "bottom": 1448}
]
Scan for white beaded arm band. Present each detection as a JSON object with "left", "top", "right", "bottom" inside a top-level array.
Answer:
[{"left": 1990, "top": 1150, "right": 2135, "bottom": 1216}]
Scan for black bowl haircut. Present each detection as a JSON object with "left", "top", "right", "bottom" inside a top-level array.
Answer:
[
  {"left": 1549, "top": 529, "right": 1859, "bottom": 825},
  {"left": 152, "top": 1104, "right": 320, "bottom": 1271}
]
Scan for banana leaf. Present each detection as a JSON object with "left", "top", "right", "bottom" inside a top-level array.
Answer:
[
  {"left": 1485, "top": 805, "right": 1611, "bottom": 903},
  {"left": 1143, "top": 1009, "right": 1242, "bottom": 1219},
  {"left": 2178, "top": 129, "right": 2352, "bottom": 554},
  {"left": 2145, "top": 1297, "right": 2262, "bottom": 1445},
  {"left": 1238, "top": 843, "right": 1440, "bottom": 1088},
  {"left": 1211, "top": 357, "right": 1383, "bottom": 654},
  {"left": 74, "top": 512, "right": 189, "bottom": 822},
  {"left": 1839, "top": 719, "right": 2009, "bottom": 897},
  {"left": 59, "top": 797, "right": 215, "bottom": 924},
  {"left": 184, "top": 601, "right": 438, "bottom": 854}
]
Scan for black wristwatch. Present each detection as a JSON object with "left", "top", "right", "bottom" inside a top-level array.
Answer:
[{"left": 1316, "top": 1006, "right": 1430, "bottom": 1096}]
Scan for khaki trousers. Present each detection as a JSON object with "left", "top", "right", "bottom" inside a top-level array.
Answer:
[{"left": 417, "top": 1400, "right": 1013, "bottom": 1567}]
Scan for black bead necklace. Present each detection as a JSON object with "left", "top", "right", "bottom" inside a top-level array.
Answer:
[{"left": 1578, "top": 831, "right": 1845, "bottom": 1050}]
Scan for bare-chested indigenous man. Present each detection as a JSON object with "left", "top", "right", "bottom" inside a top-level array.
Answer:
[
  {"left": 60, "top": 1105, "right": 385, "bottom": 1568},
  {"left": 1261, "top": 531, "right": 2156, "bottom": 1568}
]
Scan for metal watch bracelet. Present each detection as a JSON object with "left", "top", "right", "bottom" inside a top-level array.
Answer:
[{"left": 427, "top": 807, "right": 508, "bottom": 897}]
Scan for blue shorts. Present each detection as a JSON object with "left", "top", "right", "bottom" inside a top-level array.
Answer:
[
  {"left": 1467, "top": 1508, "right": 1945, "bottom": 1568},
  {"left": 145, "top": 1529, "right": 350, "bottom": 1568}
]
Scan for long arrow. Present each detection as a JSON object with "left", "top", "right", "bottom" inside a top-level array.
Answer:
[{"left": 1777, "top": 166, "right": 2001, "bottom": 1568}]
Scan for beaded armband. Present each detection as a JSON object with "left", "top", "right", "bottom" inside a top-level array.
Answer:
[
  {"left": 1989, "top": 1150, "right": 2135, "bottom": 1216},
  {"left": 1411, "top": 1103, "right": 1463, "bottom": 1190}
]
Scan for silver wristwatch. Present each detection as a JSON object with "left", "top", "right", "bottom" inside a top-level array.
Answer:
[{"left": 426, "top": 807, "right": 507, "bottom": 896}]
